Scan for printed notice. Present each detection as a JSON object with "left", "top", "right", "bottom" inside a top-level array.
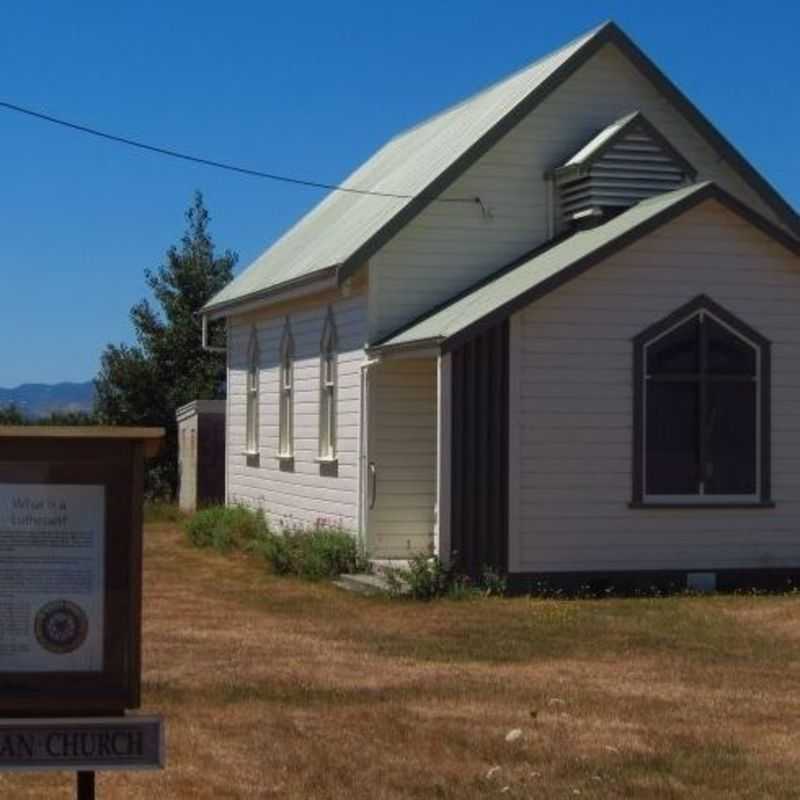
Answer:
[{"left": 0, "top": 484, "right": 105, "bottom": 672}]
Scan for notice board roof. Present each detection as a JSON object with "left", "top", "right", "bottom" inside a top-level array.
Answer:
[{"left": 0, "top": 426, "right": 165, "bottom": 458}]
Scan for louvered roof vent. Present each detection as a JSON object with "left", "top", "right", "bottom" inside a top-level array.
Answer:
[{"left": 554, "top": 111, "right": 697, "bottom": 226}]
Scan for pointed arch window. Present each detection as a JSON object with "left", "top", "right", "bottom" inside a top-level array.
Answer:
[
  {"left": 633, "top": 296, "right": 771, "bottom": 506},
  {"left": 278, "top": 319, "right": 294, "bottom": 458},
  {"left": 245, "top": 328, "right": 260, "bottom": 455},
  {"left": 319, "top": 309, "right": 337, "bottom": 460}
]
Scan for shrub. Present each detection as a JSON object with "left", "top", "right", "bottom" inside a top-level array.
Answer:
[
  {"left": 185, "top": 505, "right": 269, "bottom": 552},
  {"left": 480, "top": 566, "right": 507, "bottom": 598},
  {"left": 256, "top": 518, "right": 364, "bottom": 580},
  {"left": 385, "top": 553, "right": 508, "bottom": 600},
  {"left": 185, "top": 508, "right": 361, "bottom": 579},
  {"left": 385, "top": 552, "right": 451, "bottom": 600}
]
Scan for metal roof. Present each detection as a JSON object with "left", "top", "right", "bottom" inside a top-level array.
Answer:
[
  {"left": 373, "top": 182, "right": 778, "bottom": 352},
  {"left": 563, "top": 111, "right": 641, "bottom": 166},
  {"left": 558, "top": 110, "right": 697, "bottom": 181},
  {"left": 175, "top": 399, "right": 226, "bottom": 422},
  {"left": 202, "top": 24, "right": 607, "bottom": 313},
  {"left": 204, "top": 22, "right": 800, "bottom": 316}
]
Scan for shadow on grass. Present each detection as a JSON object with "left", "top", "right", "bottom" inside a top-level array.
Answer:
[
  {"left": 150, "top": 524, "right": 800, "bottom": 669},
  {"left": 333, "top": 595, "right": 800, "bottom": 668},
  {"left": 193, "top": 556, "right": 800, "bottom": 668}
]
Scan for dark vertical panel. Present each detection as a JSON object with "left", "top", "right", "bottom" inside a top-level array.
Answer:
[
  {"left": 465, "top": 337, "right": 478, "bottom": 572},
  {"left": 474, "top": 334, "right": 485, "bottom": 570},
  {"left": 449, "top": 320, "right": 509, "bottom": 579},
  {"left": 478, "top": 325, "right": 494, "bottom": 571},
  {"left": 453, "top": 341, "right": 465, "bottom": 571},
  {"left": 198, "top": 413, "right": 225, "bottom": 506},
  {"left": 450, "top": 347, "right": 465, "bottom": 566},
  {"left": 499, "top": 320, "right": 510, "bottom": 571}
]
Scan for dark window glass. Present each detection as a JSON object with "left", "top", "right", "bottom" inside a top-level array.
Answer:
[
  {"left": 705, "top": 382, "right": 757, "bottom": 495},
  {"left": 640, "top": 305, "right": 764, "bottom": 500},
  {"left": 645, "top": 382, "right": 700, "bottom": 494},
  {"left": 647, "top": 317, "right": 699, "bottom": 375},
  {"left": 707, "top": 317, "right": 757, "bottom": 375}
]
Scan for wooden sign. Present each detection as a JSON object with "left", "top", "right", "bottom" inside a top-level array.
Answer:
[
  {"left": 0, "top": 716, "right": 163, "bottom": 772},
  {"left": 0, "top": 427, "right": 163, "bottom": 716}
]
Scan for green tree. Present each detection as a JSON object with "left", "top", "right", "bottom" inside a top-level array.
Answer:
[
  {"left": 0, "top": 404, "right": 26, "bottom": 424},
  {"left": 95, "top": 192, "right": 236, "bottom": 497},
  {"left": 42, "top": 410, "right": 98, "bottom": 426},
  {"left": 0, "top": 406, "right": 96, "bottom": 425}
]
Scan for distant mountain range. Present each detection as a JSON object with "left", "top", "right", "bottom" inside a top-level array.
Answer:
[{"left": 0, "top": 381, "right": 95, "bottom": 418}]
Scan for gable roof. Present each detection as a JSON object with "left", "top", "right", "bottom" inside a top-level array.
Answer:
[
  {"left": 371, "top": 182, "right": 800, "bottom": 354},
  {"left": 204, "top": 22, "right": 799, "bottom": 316},
  {"left": 557, "top": 110, "right": 697, "bottom": 180},
  {"left": 202, "top": 24, "right": 603, "bottom": 315}
]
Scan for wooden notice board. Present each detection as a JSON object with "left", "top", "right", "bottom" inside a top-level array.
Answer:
[{"left": 0, "top": 427, "right": 163, "bottom": 717}]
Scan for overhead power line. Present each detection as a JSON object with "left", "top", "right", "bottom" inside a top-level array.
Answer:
[{"left": 0, "top": 99, "right": 480, "bottom": 205}]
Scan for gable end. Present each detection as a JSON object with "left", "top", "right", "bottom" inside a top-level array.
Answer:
[
  {"left": 340, "top": 22, "right": 798, "bottom": 286},
  {"left": 555, "top": 111, "right": 696, "bottom": 224}
]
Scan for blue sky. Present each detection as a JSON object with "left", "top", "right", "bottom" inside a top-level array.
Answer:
[{"left": 0, "top": 1, "right": 797, "bottom": 387}]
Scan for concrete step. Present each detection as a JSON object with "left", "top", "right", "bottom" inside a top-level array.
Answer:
[
  {"left": 334, "top": 568, "right": 415, "bottom": 596},
  {"left": 334, "top": 573, "right": 394, "bottom": 595},
  {"left": 369, "top": 559, "right": 412, "bottom": 577}
]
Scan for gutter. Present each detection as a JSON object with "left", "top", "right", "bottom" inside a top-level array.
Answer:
[
  {"left": 366, "top": 336, "right": 444, "bottom": 359},
  {"left": 201, "top": 265, "right": 340, "bottom": 321},
  {"left": 198, "top": 265, "right": 341, "bottom": 353}
]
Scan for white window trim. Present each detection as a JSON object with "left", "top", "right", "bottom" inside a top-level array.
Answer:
[
  {"left": 278, "top": 318, "right": 294, "bottom": 458},
  {"left": 318, "top": 308, "right": 337, "bottom": 462},
  {"left": 641, "top": 307, "right": 762, "bottom": 505},
  {"left": 244, "top": 327, "right": 260, "bottom": 456}
]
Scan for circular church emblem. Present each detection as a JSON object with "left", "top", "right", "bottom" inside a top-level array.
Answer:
[{"left": 34, "top": 600, "right": 89, "bottom": 654}]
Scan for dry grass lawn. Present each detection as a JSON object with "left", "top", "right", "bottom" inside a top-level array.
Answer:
[{"left": 4, "top": 522, "right": 800, "bottom": 798}]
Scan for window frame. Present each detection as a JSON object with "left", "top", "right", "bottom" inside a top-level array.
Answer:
[
  {"left": 278, "top": 319, "right": 294, "bottom": 459},
  {"left": 318, "top": 308, "right": 338, "bottom": 462},
  {"left": 244, "top": 327, "right": 260, "bottom": 456},
  {"left": 632, "top": 295, "right": 772, "bottom": 508}
]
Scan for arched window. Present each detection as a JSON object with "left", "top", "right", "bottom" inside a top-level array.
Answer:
[
  {"left": 245, "top": 328, "right": 259, "bottom": 455},
  {"left": 319, "top": 309, "right": 337, "bottom": 460},
  {"left": 633, "top": 296, "right": 771, "bottom": 505},
  {"left": 278, "top": 319, "right": 294, "bottom": 458}
]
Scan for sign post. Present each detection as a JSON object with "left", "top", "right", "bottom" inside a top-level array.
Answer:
[
  {"left": 77, "top": 771, "right": 94, "bottom": 800},
  {"left": 0, "top": 426, "right": 166, "bottom": 796}
]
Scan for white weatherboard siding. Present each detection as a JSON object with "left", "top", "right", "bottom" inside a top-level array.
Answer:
[
  {"left": 510, "top": 199, "right": 800, "bottom": 573},
  {"left": 227, "top": 294, "right": 367, "bottom": 532},
  {"left": 368, "top": 358, "right": 437, "bottom": 558},
  {"left": 369, "top": 42, "right": 783, "bottom": 343}
]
